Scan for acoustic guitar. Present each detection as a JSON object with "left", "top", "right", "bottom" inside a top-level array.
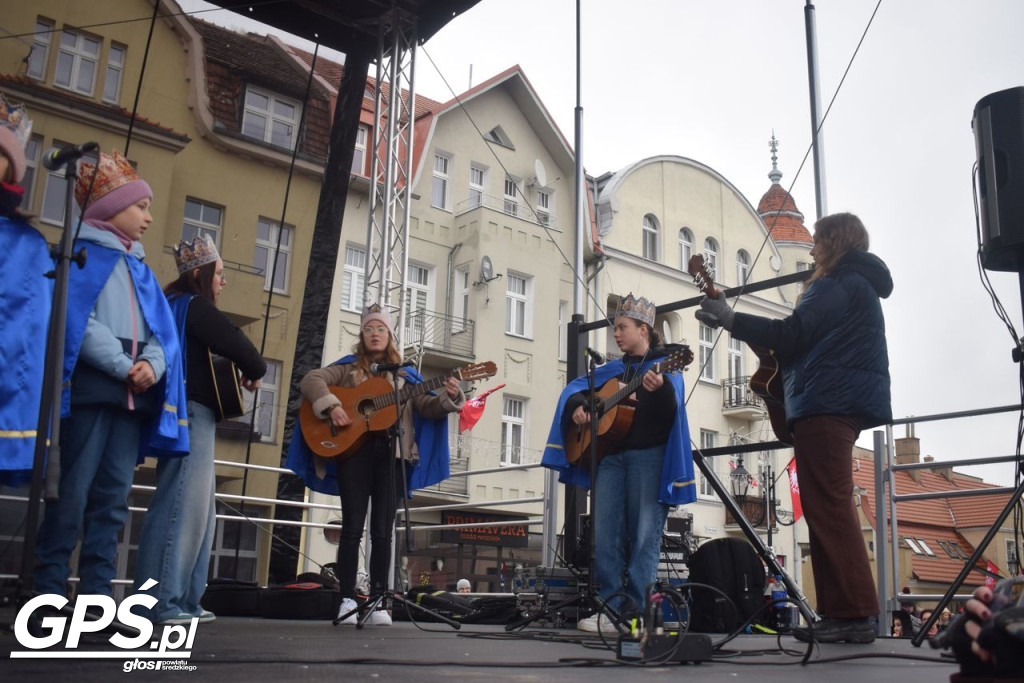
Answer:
[
  {"left": 687, "top": 254, "right": 792, "bottom": 445},
  {"left": 563, "top": 348, "right": 693, "bottom": 468},
  {"left": 209, "top": 352, "right": 245, "bottom": 421},
  {"left": 299, "top": 361, "right": 497, "bottom": 459}
]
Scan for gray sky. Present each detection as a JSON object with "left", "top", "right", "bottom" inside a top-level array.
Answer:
[{"left": 179, "top": 0, "right": 1024, "bottom": 487}]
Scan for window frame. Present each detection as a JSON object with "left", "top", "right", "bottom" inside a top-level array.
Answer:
[
  {"left": 537, "top": 188, "right": 552, "bottom": 226},
  {"left": 235, "top": 359, "right": 281, "bottom": 444},
  {"left": 453, "top": 265, "right": 470, "bottom": 332},
  {"left": 403, "top": 262, "right": 432, "bottom": 342},
  {"left": 340, "top": 244, "right": 367, "bottom": 313},
  {"left": 241, "top": 85, "right": 302, "bottom": 150},
  {"left": 503, "top": 176, "right": 519, "bottom": 216},
  {"left": 253, "top": 217, "right": 293, "bottom": 294},
  {"left": 500, "top": 395, "right": 527, "bottom": 466},
  {"left": 698, "top": 430, "right": 717, "bottom": 498},
  {"left": 699, "top": 322, "right": 716, "bottom": 382},
  {"left": 469, "top": 163, "right": 487, "bottom": 209},
  {"left": 736, "top": 249, "right": 750, "bottom": 286},
  {"left": 102, "top": 42, "right": 126, "bottom": 104},
  {"left": 431, "top": 152, "right": 451, "bottom": 210},
  {"left": 53, "top": 28, "right": 101, "bottom": 97},
  {"left": 642, "top": 214, "right": 659, "bottom": 261},
  {"left": 505, "top": 271, "right": 533, "bottom": 338},
  {"left": 182, "top": 197, "right": 224, "bottom": 248},
  {"left": 22, "top": 134, "right": 44, "bottom": 212},
  {"left": 678, "top": 227, "right": 693, "bottom": 270},
  {"left": 39, "top": 143, "right": 86, "bottom": 227},
  {"left": 351, "top": 125, "right": 368, "bottom": 176},
  {"left": 27, "top": 18, "right": 54, "bottom": 80},
  {"left": 704, "top": 237, "right": 719, "bottom": 276}
]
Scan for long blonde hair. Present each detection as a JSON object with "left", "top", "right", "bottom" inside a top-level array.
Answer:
[
  {"left": 352, "top": 334, "right": 402, "bottom": 375},
  {"left": 806, "top": 212, "right": 870, "bottom": 285}
]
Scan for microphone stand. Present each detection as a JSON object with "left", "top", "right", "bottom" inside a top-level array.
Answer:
[{"left": 332, "top": 367, "right": 459, "bottom": 629}]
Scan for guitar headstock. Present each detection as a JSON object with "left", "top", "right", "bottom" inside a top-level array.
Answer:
[
  {"left": 654, "top": 347, "right": 695, "bottom": 375},
  {"left": 454, "top": 361, "right": 498, "bottom": 383},
  {"left": 687, "top": 254, "right": 718, "bottom": 299}
]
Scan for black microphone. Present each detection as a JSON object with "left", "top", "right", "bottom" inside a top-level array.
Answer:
[
  {"left": 369, "top": 360, "right": 415, "bottom": 374},
  {"left": 42, "top": 142, "right": 100, "bottom": 171},
  {"left": 585, "top": 347, "right": 605, "bottom": 365}
]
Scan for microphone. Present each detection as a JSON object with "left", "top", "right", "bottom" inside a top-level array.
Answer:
[
  {"left": 369, "top": 360, "right": 415, "bottom": 374},
  {"left": 42, "top": 142, "right": 100, "bottom": 171},
  {"left": 585, "top": 347, "right": 605, "bottom": 365}
]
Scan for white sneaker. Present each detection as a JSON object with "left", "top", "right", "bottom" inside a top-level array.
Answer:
[
  {"left": 577, "top": 612, "right": 619, "bottom": 634},
  {"left": 366, "top": 609, "right": 392, "bottom": 626},
  {"left": 337, "top": 598, "right": 358, "bottom": 625}
]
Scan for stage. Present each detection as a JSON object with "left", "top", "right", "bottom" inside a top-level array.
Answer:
[{"left": 0, "top": 609, "right": 959, "bottom": 682}]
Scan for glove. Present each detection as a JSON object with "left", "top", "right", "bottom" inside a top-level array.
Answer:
[{"left": 696, "top": 295, "right": 735, "bottom": 331}]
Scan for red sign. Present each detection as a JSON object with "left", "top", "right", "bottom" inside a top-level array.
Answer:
[{"left": 439, "top": 510, "right": 529, "bottom": 547}]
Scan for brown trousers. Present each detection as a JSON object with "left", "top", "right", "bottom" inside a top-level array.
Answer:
[{"left": 793, "top": 415, "right": 878, "bottom": 619}]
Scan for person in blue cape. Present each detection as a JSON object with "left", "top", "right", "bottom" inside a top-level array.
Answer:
[
  {"left": 542, "top": 293, "right": 697, "bottom": 634},
  {"left": 287, "top": 304, "right": 464, "bottom": 626},
  {"left": 33, "top": 150, "right": 188, "bottom": 600},
  {"left": 0, "top": 94, "right": 53, "bottom": 487}
]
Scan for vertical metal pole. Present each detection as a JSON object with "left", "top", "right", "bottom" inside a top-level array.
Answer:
[
  {"left": 804, "top": 0, "right": 829, "bottom": 219},
  {"left": 873, "top": 430, "right": 889, "bottom": 632},
  {"left": 886, "top": 424, "right": 900, "bottom": 610}
]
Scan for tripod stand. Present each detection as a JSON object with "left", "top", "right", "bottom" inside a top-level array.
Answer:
[{"left": 332, "top": 365, "right": 459, "bottom": 630}]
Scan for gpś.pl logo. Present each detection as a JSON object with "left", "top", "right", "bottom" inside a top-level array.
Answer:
[{"left": 10, "top": 579, "right": 199, "bottom": 669}]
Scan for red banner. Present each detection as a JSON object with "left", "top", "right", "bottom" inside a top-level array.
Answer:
[
  {"left": 459, "top": 383, "right": 505, "bottom": 432},
  {"left": 985, "top": 560, "right": 1000, "bottom": 589},
  {"left": 786, "top": 458, "right": 803, "bottom": 523}
]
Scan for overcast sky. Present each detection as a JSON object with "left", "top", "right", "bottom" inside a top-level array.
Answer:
[{"left": 179, "top": 0, "right": 1024, "bottom": 488}]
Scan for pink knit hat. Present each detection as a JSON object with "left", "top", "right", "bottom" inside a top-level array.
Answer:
[{"left": 360, "top": 304, "right": 395, "bottom": 338}]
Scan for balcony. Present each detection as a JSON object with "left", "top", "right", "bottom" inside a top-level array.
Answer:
[
  {"left": 725, "top": 494, "right": 779, "bottom": 528},
  {"left": 404, "top": 309, "right": 475, "bottom": 360},
  {"left": 454, "top": 193, "right": 558, "bottom": 230},
  {"left": 721, "top": 375, "right": 766, "bottom": 421}
]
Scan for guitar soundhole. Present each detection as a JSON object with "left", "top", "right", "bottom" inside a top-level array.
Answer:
[{"left": 357, "top": 398, "right": 375, "bottom": 418}]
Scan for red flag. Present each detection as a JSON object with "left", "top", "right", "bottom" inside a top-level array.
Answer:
[
  {"left": 985, "top": 561, "right": 1000, "bottom": 589},
  {"left": 459, "top": 383, "right": 505, "bottom": 432},
  {"left": 786, "top": 458, "right": 803, "bottom": 523}
]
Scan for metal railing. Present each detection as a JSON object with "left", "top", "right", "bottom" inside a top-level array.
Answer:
[
  {"left": 453, "top": 192, "right": 558, "bottom": 230},
  {"left": 721, "top": 374, "right": 765, "bottom": 410},
  {"left": 405, "top": 309, "right": 475, "bottom": 358}
]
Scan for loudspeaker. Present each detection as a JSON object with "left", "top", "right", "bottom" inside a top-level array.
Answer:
[{"left": 973, "top": 86, "right": 1024, "bottom": 272}]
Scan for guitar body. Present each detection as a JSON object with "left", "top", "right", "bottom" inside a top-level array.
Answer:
[
  {"left": 298, "top": 377, "right": 400, "bottom": 459},
  {"left": 748, "top": 344, "right": 792, "bottom": 445},
  {"left": 563, "top": 379, "right": 636, "bottom": 467},
  {"left": 209, "top": 353, "right": 245, "bottom": 421}
]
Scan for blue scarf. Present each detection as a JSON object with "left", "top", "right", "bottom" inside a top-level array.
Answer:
[
  {"left": 62, "top": 242, "right": 189, "bottom": 460},
  {"left": 541, "top": 356, "right": 697, "bottom": 506},
  {"left": 286, "top": 356, "right": 452, "bottom": 496}
]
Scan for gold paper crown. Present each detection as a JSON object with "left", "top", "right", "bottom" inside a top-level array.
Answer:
[
  {"left": 0, "top": 93, "right": 32, "bottom": 149},
  {"left": 75, "top": 149, "right": 139, "bottom": 207},
  {"left": 173, "top": 234, "right": 221, "bottom": 274},
  {"left": 617, "top": 293, "right": 656, "bottom": 327}
]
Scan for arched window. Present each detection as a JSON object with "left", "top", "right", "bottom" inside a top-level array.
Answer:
[
  {"left": 736, "top": 249, "right": 750, "bottom": 286},
  {"left": 704, "top": 237, "right": 719, "bottom": 276},
  {"left": 642, "top": 214, "right": 659, "bottom": 261},
  {"left": 678, "top": 228, "right": 693, "bottom": 269}
]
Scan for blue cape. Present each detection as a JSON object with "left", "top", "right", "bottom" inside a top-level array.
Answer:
[
  {"left": 541, "top": 356, "right": 697, "bottom": 506},
  {"left": 62, "top": 242, "right": 189, "bottom": 461},
  {"left": 286, "top": 356, "right": 452, "bottom": 496},
  {"left": 0, "top": 216, "right": 54, "bottom": 486}
]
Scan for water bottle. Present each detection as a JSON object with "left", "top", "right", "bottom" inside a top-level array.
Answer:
[{"left": 772, "top": 575, "right": 789, "bottom": 630}]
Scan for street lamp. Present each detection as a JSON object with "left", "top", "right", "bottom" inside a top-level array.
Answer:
[{"left": 731, "top": 457, "right": 751, "bottom": 499}]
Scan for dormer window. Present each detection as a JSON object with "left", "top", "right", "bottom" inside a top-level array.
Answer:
[
  {"left": 486, "top": 126, "right": 514, "bottom": 148},
  {"left": 242, "top": 86, "right": 301, "bottom": 150}
]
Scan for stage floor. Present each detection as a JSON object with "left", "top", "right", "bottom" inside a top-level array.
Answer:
[{"left": 0, "top": 608, "right": 962, "bottom": 683}]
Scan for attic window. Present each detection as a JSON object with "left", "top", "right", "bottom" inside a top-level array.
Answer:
[
  {"left": 242, "top": 85, "right": 302, "bottom": 150},
  {"left": 939, "top": 540, "right": 969, "bottom": 560},
  {"left": 916, "top": 539, "right": 936, "bottom": 557},
  {"left": 486, "top": 126, "right": 514, "bottom": 149},
  {"left": 903, "top": 538, "right": 924, "bottom": 555}
]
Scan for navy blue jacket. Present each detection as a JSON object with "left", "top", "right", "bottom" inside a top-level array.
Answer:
[{"left": 730, "top": 250, "right": 893, "bottom": 429}]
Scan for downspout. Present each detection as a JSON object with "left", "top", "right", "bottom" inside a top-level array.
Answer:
[{"left": 444, "top": 242, "right": 462, "bottom": 354}]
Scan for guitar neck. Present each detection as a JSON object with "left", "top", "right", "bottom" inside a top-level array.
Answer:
[
  {"left": 373, "top": 370, "right": 455, "bottom": 410},
  {"left": 602, "top": 360, "right": 660, "bottom": 412}
]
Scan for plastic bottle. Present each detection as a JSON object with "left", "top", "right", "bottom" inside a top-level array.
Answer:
[
  {"left": 772, "top": 575, "right": 789, "bottom": 630},
  {"left": 763, "top": 576, "right": 775, "bottom": 629}
]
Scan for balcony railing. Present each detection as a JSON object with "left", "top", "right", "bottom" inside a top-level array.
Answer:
[
  {"left": 721, "top": 375, "right": 766, "bottom": 411},
  {"left": 454, "top": 193, "right": 558, "bottom": 230},
  {"left": 404, "top": 309, "right": 475, "bottom": 359}
]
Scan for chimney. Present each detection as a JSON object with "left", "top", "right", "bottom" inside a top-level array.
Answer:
[
  {"left": 894, "top": 424, "right": 920, "bottom": 465},
  {"left": 924, "top": 454, "right": 955, "bottom": 482}
]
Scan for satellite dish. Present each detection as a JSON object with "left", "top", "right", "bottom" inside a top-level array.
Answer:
[
  {"left": 480, "top": 255, "right": 494, "bottom": 281},
  {"left": 533, "top": 159, "right": 548, "bottom": 188}
]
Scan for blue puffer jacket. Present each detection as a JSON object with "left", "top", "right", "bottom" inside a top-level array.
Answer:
[{"left": 730, "top": 250, "right": 893, "bottom": 429}]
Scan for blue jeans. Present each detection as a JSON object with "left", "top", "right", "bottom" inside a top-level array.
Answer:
[
  {"left": 593, "top": 445, "right": 669, "bottom": 613},
  {"left": 134, "top": 401, "right": 217, "bottom": 620},
  {"left": 33, "top": 406, "right": 141, "bottom": 597}
]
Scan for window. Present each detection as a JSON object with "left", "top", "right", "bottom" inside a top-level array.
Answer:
[
  {"left": 253, "top": 218, "right": 293, "bottom": 293},
  {"left": 22, "top": 134, "right": 43, "bottom": 211},
  {"left": 453, "top": 266, "right": 470, "bottom": 332},
  {"left": 698, "top": 430, "right": 717, "bottom": 497},
  {"left": 431, "top": 153, "right": 450, "bottom": 210},
  {"left": 182, "top": 198, "right": 223, "bottom": 246},
  {"left": 27, "top": 19, "right": 53, "bottom": 80},
  {"left": 503, "top": 176, "right": 519, "bottom": 216},
  {"left": 678, "top": 228, "right": 693, "bottom": 270},
  {"left": 642, "top": 214, "right": 659, "bottom": 261},
  {"left": 558, "top": 300, "right": 569, "bottom": 361},
  {"left": 404, "top": 263, "right": 431, "bottom": 342},
  {"left": 505, "top": 272, "right": 532, "bottom": 337},
  {"left": 102, "top": 43, "right": 125, "bottom": 103},
  {"left": 728, "top": 335, "right": 744, "bottom": 380},
  {"left": 54, "top": 29, "right": 101, "bottom": 96},
  {"left": 208, "top": 503, "right": 261, "bottom": 582},
  {"left": 736, "top": 249, "right": 750, "bottom": 286},
  {"left": 340, "top": 245, "right": 366, "bottom": 312},
  {"left": 39, "top": 144, "right": 85, "bottom": 226},
  {"left": 501, "top": 396, "right": 526, "bottom": 465},
  {"left": 469, "top": 164, "right": 486, "bottom": 209},
  {"left": 486, "top": 126, "right": 513, "bottom": 147},
  {"left": 1008, "top": 539, "right": 1020, "bottom": 575},
  {"left": 796, "top": 261, "right": 810, "bottom": 295},
  {"left": 235, "top": 360, "right": 281, "bottom": 443},
  {"left": 916, "top": 539, "right": 936, "bottom": 557},
  {"left": 699, "top": 322, "right": 715, "bottom": 381},
  {"left": 704, "top": 237, "right": 719, "bottom": 276},
  {"left": 242, "top": 86, "right": 301, "bottom": 150},
  {"left": 352, "top": 125, "right": 367, "bottom": 175},
  {"left": 904, "top": 537, "right": 924, "bottom": 555},
  {"left": 537, "top": 189, "right": 552, "bottom": 226}
]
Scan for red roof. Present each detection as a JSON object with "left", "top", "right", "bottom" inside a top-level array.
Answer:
[{"left": 758, "top": 183, "right": 812, "bottom": 244}]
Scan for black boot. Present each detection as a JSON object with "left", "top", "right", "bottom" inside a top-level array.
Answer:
[{"left": 792, "top": 617, "right": 875, "bottom": 644}]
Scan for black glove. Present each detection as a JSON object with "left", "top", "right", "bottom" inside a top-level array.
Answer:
[{"left": 695, "top": 295, "right": 735, "bottom": 331}]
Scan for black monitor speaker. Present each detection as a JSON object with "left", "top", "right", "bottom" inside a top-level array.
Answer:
[{"left": 973, "top": 86, "right": 1024, "bottom": 272}]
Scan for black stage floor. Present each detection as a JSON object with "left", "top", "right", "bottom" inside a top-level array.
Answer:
[{"left": 0, "top": 608, "right": 962, "bottom": 683}]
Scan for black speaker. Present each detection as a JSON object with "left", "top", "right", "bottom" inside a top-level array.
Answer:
[{"left": 973, "top": 86, "right": 1024, "bottom": 272}]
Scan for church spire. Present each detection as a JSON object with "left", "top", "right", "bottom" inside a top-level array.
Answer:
[{"left": 768, "top": 131, "right": 782, "bottom": 185}]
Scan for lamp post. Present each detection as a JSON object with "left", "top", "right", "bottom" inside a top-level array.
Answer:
[{"left": 731, "top": 457, "right": 752, "bottom": 499}]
